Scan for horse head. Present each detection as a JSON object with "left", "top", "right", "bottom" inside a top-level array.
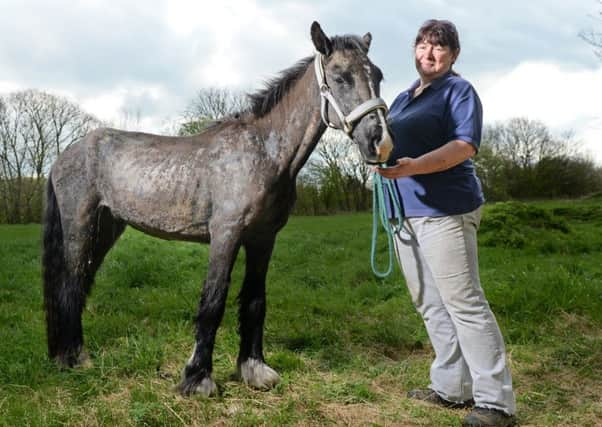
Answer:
[{"left": 311, "top": 21, "right": 393, "bottom": 165}]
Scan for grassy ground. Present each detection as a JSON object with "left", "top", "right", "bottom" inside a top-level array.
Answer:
[{"left": 0, "top": 199, "right": 601, "bottom": 426}]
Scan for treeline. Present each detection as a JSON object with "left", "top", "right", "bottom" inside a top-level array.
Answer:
[
  {"left": 475, "top": 118, "right": 602, "bottom": 200},
  {"left": 1, "top": 88, "right": 600, "bottom": 223},
  {"left": 293, "top": 118, "right": 602, "bottom": 214},
  {"left": 293, "top": 131, "right": 373, "bottom": 215},
  {"left": 0, "top": 90, "right": 101, "bottom": 223}
]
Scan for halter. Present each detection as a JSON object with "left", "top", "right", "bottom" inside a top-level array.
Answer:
[{"left": 314, "top": 53, "right": 389, "bottom": 136}]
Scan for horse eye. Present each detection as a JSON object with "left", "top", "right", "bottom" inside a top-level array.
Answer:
[{"left": 333, "top": 76, "right": 345, "bottom": 84}]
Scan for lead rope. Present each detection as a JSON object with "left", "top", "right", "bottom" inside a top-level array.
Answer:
[{"left": 371, "top": 166, "right": 404, "bottom": 278}]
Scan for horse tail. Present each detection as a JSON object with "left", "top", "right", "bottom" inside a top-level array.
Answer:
[{"left": 42, "top": 174, "right": 65, "bottom": 359}]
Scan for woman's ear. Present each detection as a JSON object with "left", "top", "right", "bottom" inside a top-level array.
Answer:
[{"left": 452, "top": 47, "right": 461, "bottom": 64}]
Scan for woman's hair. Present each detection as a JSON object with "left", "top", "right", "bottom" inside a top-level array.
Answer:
[
  {"left": 414, "top": 19, "right": 460, "bottom": 51},
  {"left": 414, "top": 19, "right": 461, "bottom": 75}
]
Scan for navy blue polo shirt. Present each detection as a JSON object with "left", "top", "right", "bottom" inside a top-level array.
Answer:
[{"left": 385, "top": 70, "right": 484, "bottom": 218}]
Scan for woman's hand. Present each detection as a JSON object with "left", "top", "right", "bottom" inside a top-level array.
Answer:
[
  {"left": 374, "top": 158, "right": 418, "bottom": 179},
  {"left": 374, "top": 140, "right": 476, "bottom": 179}
]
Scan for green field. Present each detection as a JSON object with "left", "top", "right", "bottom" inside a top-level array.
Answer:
[{"left": 1, "top": 199, "right": 601, "bottom": 426}]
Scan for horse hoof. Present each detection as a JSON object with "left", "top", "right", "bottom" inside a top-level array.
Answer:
[
  {"left": 55, "top": 348, "right": 93, "bottom": 369},
  {"left": 238, "top": 358, "right": 280, "bottom": 390},
  {"left": 178, "top": 377, "right": 218, "bottom": 397},
  {"left": 75, "top": 350, "right": 93, "bottom": 368}
]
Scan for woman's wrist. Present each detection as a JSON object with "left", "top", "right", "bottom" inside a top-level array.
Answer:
[{"left": 408, "top": 156, "right": 427, "bottom": 175}]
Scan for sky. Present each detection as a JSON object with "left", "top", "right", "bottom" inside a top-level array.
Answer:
[{"left": 1, "top": 0, "right": 601, "bottom": 162}]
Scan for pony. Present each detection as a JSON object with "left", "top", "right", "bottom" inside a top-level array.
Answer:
[{"left": 42, "top": 21, "right": 392, "bottom": 396}]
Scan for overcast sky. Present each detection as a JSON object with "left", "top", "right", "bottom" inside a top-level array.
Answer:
[{"left": 1, "top": 0, "right": 601, "bottom": 162}]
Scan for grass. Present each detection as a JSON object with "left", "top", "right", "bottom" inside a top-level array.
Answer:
[{"left": 0, "top": 199, "right": 601, "bottom": 426}]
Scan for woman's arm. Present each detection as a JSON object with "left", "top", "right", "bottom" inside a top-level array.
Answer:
[{"left": 375, "top": 139, "right": 476, "bottom": 179}]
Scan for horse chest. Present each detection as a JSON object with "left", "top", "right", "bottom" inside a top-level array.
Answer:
[{"left": 248, "top": 182, "right": 295, "bottom": 228}]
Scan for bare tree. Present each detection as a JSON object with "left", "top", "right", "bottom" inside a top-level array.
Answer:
[
  {"left": 478, "top": 118, "right": 590, "bottom": 200},
  {"left": 0, "top": 95, "right": 29, "bottom": 222},
  {"left": 487, "top": 117, "right": 569, "bottom": 168},
  {"left": 0, "top": 90, "right": 100, "bottom": 223},
  {"left": 116, "top": 107, "right": 143, "bottom": 132},
  {"left": 580, "top": 1, "right": 602, "bottom": 58},
  {"left": 304, "top": 130, "right": 372, "bottom": 211},
  {"left": 555, "top": 129, "right": 582, "bottom": 159},
  {"left": 179, "top": 87, "right": 248, "bottom": 135}
]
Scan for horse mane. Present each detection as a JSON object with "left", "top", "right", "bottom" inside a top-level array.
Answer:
[{"left": 248, "top": 35, "right": 368, "bottom": 118}]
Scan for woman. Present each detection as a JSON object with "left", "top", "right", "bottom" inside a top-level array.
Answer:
[{"left": 376, "top": 20, "right": 517, "bottom": 427}]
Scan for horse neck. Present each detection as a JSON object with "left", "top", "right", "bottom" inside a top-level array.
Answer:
[{"left": 253, "top": 63, "right": 326, "bottom": 178}]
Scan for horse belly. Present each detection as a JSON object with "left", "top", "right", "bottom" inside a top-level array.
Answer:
[
  {"left": 127, "top": 220, "right": 210, "bottom": 242},
  {"left": 100, "top": 156, "right": 212, "bottom": 242}
]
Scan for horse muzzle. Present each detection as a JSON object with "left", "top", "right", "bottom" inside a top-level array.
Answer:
[{"left": 375, "top": 127, "right": 393, "bottom": 164}]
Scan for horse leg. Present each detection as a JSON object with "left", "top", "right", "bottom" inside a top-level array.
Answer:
[
  {"left": 43, "top": 177, "right": 124, "bottom": 367},
  {"left": 237, "top": 235, "right": 280, "bottom": 389},
  {"left": 178, "top": 224, "right": 242, "bottom": 397},
  {"left": 87, "top": 207, "right": 126, "bottom": 281}
]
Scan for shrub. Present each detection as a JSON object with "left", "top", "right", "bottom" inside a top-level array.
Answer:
[{"left": 480, "top": 202, "right": 570, "bottom": 249}]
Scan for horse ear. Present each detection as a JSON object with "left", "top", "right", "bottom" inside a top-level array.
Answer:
[
  {"left": 362, "top": 32, "right": 372, "bottom": 51},
  {"left": 311, "top": 21, "right": 333, "bottom": 56}
]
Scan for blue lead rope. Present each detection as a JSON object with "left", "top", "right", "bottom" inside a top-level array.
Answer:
[{"left": 371, "top": 167, "right": 404, "bottom": 278}]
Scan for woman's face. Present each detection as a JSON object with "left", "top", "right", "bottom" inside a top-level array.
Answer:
[{"left": 414, "top": 39, "right": 458, "bottom": 81}]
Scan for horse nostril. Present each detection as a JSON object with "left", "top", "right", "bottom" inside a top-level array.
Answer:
[
  {"left": 371, "top": 134, "right": 381, "bottom": 150},
  {"left": 371, "top": 124, "right": 383, "bottom": 144}
]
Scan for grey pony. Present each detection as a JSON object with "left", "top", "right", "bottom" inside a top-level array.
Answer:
[{"left": 42, "top": 21, "right": 392, "bottom": 396}]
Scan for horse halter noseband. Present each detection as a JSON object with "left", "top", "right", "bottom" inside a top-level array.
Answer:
[{"left": 314, "top": 53, "right": 388, "bottom": 136}]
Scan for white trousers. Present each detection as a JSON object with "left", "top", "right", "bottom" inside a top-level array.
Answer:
[{"left": 393, "top": 207, "right": 516, "bottom": 415}]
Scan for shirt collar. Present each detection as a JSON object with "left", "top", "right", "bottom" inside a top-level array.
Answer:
[{"left": 407, "top": 69, "right": 453, "bottom": 94}]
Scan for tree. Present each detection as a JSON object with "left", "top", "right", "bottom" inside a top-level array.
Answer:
[
  {"left": 473, "top": 140, "right": 511, "bottom": 201},
  {"left": 487, "top": 117, "right": 568, "bottom": 169},
  {"left": 0, "top": 90, "right": 100, "bottom": 223},
  {"left": 580, "top": 0, "right": 602, "bottom": 59},
  {"left": 477, "top": 117, "right": 599, "bottom": 200},
  {"left": 0, "top": 96, "right": 28, "bottom": 223},
  {"left": 297, "top": 130, "right": 373, "bottom": 213},
  {"left": 534, "top": 155, "right": 601, "bottom": 197},
  {"left": 179, "top": 87, "right": 248, "bottom": 135},
  {"left": 116, "top": 107, "right": 143, "bottom": 131}
]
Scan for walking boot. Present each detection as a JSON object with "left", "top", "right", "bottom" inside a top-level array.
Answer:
[
  {"left": 462, "top": 407, "right": 517, "bottom": 426},
  {"left": 407, "top": 388, "right": 475, "bottom": 409}
]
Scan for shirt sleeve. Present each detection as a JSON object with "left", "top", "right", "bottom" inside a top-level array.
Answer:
[{"left": 446, "top": 82, "right": 483, "bottom": 151}]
